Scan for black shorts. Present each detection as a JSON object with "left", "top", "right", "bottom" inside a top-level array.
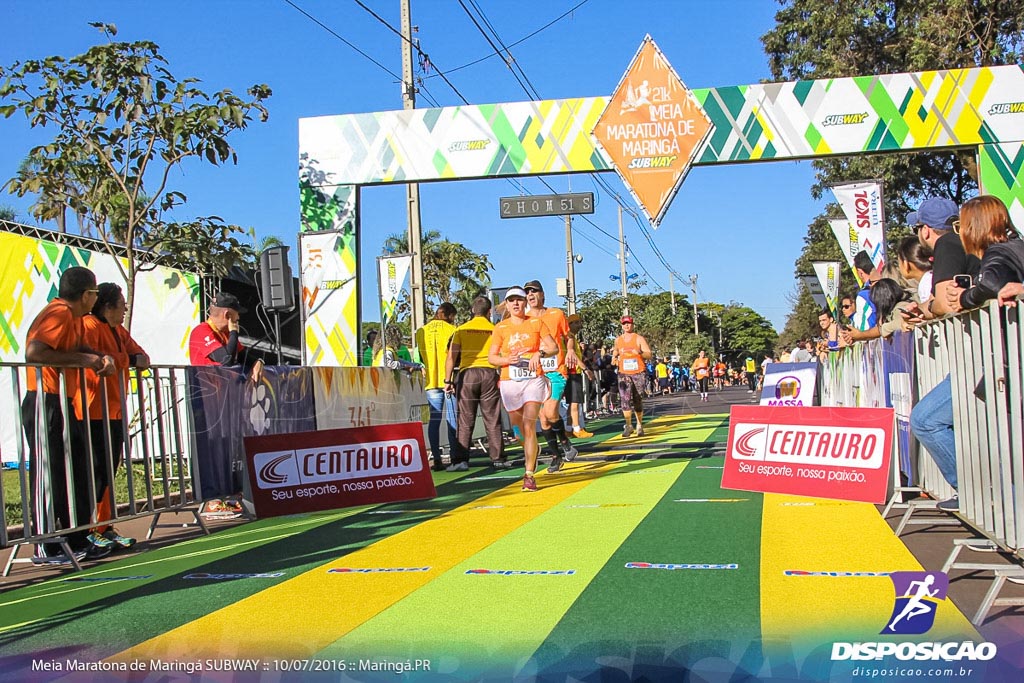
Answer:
[{"left": 564, "top": 374, "right": 585, "bottom": 403}]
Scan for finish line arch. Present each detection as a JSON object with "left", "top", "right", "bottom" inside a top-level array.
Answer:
[{"left": 297, "top": 64, "right": 1024, "bottom": 366}]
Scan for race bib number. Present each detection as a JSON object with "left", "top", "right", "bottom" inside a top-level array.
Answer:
[
  {"left": 509, "top": 363, "right": 537, "bottom": 382},
  {"left": 697, "top": 368, "right": 709, "bottom": 379},
  {"left": 622, "top": 358, "right": 640, "bottom": 372},
  {"left": 540, "top": 355, "right": 558, "bottom": 372}
]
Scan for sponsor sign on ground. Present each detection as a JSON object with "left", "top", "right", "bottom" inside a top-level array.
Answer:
[
  {"left": 722, "top": 405, "right": 893, "bottom": 504},
  {"left": 243, "top": 422, "right": 436, "bottom": 517},
  {"left": 760, "top": 362, "right": 818, "bottom": 407}
]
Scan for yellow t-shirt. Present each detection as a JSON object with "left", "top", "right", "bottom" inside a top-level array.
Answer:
[
  {"left": 415, "top": 319, "right": 455, "bottom": 390},
  {"left": 451, "top": 316, "right": 495, "bottom": 371}
]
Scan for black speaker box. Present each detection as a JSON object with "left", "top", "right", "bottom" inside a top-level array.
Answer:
[{"left": 259, "top": 246, "right": 295, "bottom": 311}]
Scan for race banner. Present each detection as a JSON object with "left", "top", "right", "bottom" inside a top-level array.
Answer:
[
  {"left": 811, "top": 261, "right": 841, "bottom": 316},
  {"left": 311, "top": 365, "right": 429, "bottom": 432},
  {"left": 760, "top": 362, "right": 818, "bottom": 407},
  {"left": 722, "top": 405, "right": 894, "bottom": 504},
  {"left": 300, "top": 230, "right": 358, "bottom": 367},
  {"left": 377, "top": 254, "right": 413, "bottom": 324},
  {"left": 243, "top": 421, "right": 435, "bottom": 517},
  {"left": 188, "top": 366, "right": 317, "bottom": 501},
  {"left": 830, "top": 180, "right": 887, "bottom": 271},
  {"left": 800, "top": 275, "right": 828, "bottom": 311},
  {"left": 828, "top": 218, "right": 859, "bottom": 283}
]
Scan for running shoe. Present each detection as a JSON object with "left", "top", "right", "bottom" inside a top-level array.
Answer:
[
  {"left": 32, "top": 550, "right": 87, "bottom": 566},
  {"left": 522, "top": 474, "right": 538, "bottom": 492},
  {"left": 936, "top": 496, "right": 959, "bottom": 512},
  {"left": 445, "top": 461, "right": 469, "bottom": 472},
  {"left": 102, "top": 528, "right": 137, "bottom": 550},
  {"left": 574, "top": 428, "right": 594, "bottom": 438},
  {"left": 636, "top": 425, "right": 645, "bottom": 437},
  {"left": 548, "top": 457, "right": 564, "bottom": 473},
  {"left": 86, "top": 532, "right": 115, "bottom": 551},
  {"left": 561, "top": 442, "right": 579, "bottom": 462},
  {"left": 82, "top": 539, "right": 113, "bottom": 561},
  {"left": 621, "top": 424, "right": 634, "bottom": 438},
  {"left": 491, "top": 460, "right": 514, "bottom": 470}
]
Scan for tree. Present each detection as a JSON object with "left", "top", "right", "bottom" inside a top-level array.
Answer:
[
  {"left": 0, "top": 205, "right": 16, "bottom": 221},
  {"left": 381, "top": 229, "right": 492, "bottom": 321},
  {"left": 761, "top": 1, "right": 1024, "bottom": 326},
  {"left": 0, "top": 22, "right": 271, "bottom": 327}
]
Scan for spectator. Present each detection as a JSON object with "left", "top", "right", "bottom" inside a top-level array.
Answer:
[
  {"left": 870, "top": 278, "right": 913, "bottom": 339},
  {"left": 564, "top": 314, "right": 593, "bottom": 438},
  {"left": 945, "top": 195, "right": 1023, "bottom": 313},
  {"left": 905, "top": 196, "right": 978, "bottom": 512},
  {"left": 80, "top": 283, "right": 150, "bottom": 551},
  {"left": 816, "top": 307, "right": 840, "bottom": 357},
  {"left": 188, "top": 292, "right": 263, "bottom": 384},
  {"left": 23, "top": 266, "right": 115, "bottom": 563},
  {"left": 791, "top": 338, "right": 813, "bottom": 363},
  {"left": 361, "top": 329, "right": 378, "bottom": 367},
  {"left": 851, "top": 250, "right": 879, "bottom": 331},
  {"left": 416, "top": 303, "right": 459, "bottom": 471},
  {"left": 744, "top": 356, "right": 757, "bottom": 393},
  {"left": 446, "top": 296, "right": 509, "bottom": 469},
  {"left": 839, "top": 295, "right": 856, "bottom": 326},
  {"left": 998, "top": 282, "right": 1024, "bottom": 307},
  {"left": 373, "top": 325, "right": 422, "bottom": 372},
  {"left": 896, "top": 236, "right": 934, "bottom": 305}
]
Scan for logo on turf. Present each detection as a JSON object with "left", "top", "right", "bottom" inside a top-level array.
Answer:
[{"left": 882, "top": 571, "right": 948, "bottom": 635}]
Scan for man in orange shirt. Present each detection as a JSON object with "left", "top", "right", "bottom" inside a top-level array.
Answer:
[
  {"left": 612, "top": 315, "right": 652, "bottom": 437},
  {"left": 23, "top": 266, "right": 116, "bottom": 563},
  {"left": 524, "top": 280, "right": 579, "bottom": 473}
]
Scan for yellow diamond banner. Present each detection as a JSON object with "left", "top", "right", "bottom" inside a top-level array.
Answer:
[{"left": 592, "top": 35, "right": 713, "bottom": 227}]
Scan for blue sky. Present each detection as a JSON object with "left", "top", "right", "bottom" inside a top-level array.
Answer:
[{"left": 0, "top": 0, "right": 822, "bottom": 331}]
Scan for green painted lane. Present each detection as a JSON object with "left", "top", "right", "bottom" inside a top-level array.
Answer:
[{"left": 0, "top": 468, "right": 512, "bottom": 666}]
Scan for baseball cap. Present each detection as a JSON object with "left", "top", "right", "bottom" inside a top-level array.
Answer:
[
  {"left": 620, "top": 315, "right": 634, "bottom": 324},
  {"left": 504, "top": 287, "right": 527, "bottom": 300},
  {"left": 567, "top": 313, "right": 581, "bottom": 324},
  {"left": 907, "top": 197, "right": 959, "bottom": 230},
  {"left": 212, "top": 292, "right": 246, "bottom": 313},
  {"left": 523, "top": 279, "right": 543, "bottom": 292}
]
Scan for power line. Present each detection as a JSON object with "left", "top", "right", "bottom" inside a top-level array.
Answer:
[
  {"left": 351, "top": 0, "right": 470, "bottom": 104},
  {"left": 283, "top": 0, "right": 401, "bottom": 81}
]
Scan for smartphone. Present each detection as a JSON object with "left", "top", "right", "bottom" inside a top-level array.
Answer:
[{"left": 954, "top": 274, "right": 973, "bottom": 289}]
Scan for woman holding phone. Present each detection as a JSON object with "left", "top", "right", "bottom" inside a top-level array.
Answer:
[{"left": 945, "top": 195, "right": 1024, "bottom": 313}]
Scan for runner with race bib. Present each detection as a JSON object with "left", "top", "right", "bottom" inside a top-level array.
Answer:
[
  {"left": 692, "top": 349, "right": 712, "bottom": 401},
  {"left": 612, "top": 315, "right": 652, "bottom": 438},
  {"left": 487, "top": 287, "right": 558, "bottom": 492},
  {"left": 524, "top": 279, "right": 580, "bottom": 473}
]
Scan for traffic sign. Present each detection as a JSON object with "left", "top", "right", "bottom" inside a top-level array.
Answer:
[{"left": 499, "top": 192, "right": 594, "bottom": 219}]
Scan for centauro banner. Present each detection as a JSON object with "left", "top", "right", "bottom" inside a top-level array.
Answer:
[{"left": 830, "top": 180, "right": 887, "bottom": 272}]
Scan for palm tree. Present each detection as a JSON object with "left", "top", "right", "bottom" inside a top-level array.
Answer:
[{"left": 382, "top": 229, "right": 492, "bottom": 313}]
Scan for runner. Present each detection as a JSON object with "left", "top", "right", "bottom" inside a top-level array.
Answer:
[
  {"left": 691, "top": 349, "right": 711, "bottom": 402},
  {"left": 487, "top": 287, "right": 558, "bottom": 492},
  {"left": 611, "top": 315, "right": 652, "bottom": 438},
  {"left": 524, "top": 279, "right": 579, "bottom": 473},
  {"left": 713, "top": 357, "right": 727, "bottom": 391},
  {"left": 655, "top": 357, "right": 670, "bottom": 395}
]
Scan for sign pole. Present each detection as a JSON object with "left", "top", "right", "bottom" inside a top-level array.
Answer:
[{"left": 565, "top": 214, "right": 576, "bottom": 315}]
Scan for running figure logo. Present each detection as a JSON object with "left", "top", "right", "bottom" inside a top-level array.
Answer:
[{"left": 882, "top": 571, "right": 949, "bottom": 635}]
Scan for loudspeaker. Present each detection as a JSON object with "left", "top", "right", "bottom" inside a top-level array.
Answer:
[{"left": 259, "top": 246, "right": 295, "bottom": 312}]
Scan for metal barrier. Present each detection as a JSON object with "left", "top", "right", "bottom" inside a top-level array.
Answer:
[
  {"left": 821, "top": 301, "right": 1024, "bottom": 623},
  {"left": 1, "top": 363, "right": 205, "bottom": 573}
]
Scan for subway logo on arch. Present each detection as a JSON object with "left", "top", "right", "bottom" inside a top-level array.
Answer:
[{"left": 729, "top": 422, "right": 885, "bottom": 469}]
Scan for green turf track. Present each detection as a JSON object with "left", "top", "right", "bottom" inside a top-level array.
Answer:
[{"left": 0, "top": 469, "right": 512, "bottom": 666}]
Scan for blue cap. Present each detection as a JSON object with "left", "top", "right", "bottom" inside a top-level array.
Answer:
[{"left": 907, "top": 197, "right": 959, "bottom": 230}]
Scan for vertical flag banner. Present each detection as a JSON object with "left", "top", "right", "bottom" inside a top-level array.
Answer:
[
  {"left": 300, "top": 230, "right": 357, "bottom": 367},
  {"left": 812, "top": 261, "right": 841, "bottom": 316},
  {"left": 800, "top": 275, "right": 828, "bottom": 311},
  {"left": 828, "top": 218, "right": 859, "bottom": 283},
  {"left": 831, "top": 180, "right": 887, "bottom": 271},
  {"left": 377, "top": 254, "right": 413, "bottom": 324}
]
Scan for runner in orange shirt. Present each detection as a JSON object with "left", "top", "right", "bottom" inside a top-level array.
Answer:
[
  {"left": 692, "top": 349, "right": 712, "bottom": 401},
  {"left": 612, "top": 315, "right": 652, "bottom": 437},
  {"left": 524, "top": 280, "right": 580, "bottom": 473},
  {"left": 713, "top": 358, "right": 727, "bottom": 392},
  {"left": 487, "top": 287, "right": 557, "bottom": 492}
]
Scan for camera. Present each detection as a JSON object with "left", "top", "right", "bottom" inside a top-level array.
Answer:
[{"left": 954, "top": 274, "right": 973, "bottom": 289}]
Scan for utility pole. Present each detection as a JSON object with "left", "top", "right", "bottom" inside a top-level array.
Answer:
[
  {"left": 401, "top": 0, "right": 426, "bottom": 330},
  {"left": 689, "top": 274, "right": 699, "bottom": 335},
  {"left": 670, "top": 272, "right": 678, "bottom": 359},
  {"left": 618, "top": 205, "right": 628, "bottom": 314},
  {"left": 565, "top": 214, "right": 577, "bottom": 315}
]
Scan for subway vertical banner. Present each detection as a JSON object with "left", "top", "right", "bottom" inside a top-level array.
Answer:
[{"left": 244, "top": 422, "right": 436, "bottom": 517}]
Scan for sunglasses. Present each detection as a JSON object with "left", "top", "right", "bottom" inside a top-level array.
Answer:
[
  {"left": 524, "top": 287, "right": 541, "bottom": 293},
  {"left": 841, "top": 302, "right": 854, "bottom": 309}
]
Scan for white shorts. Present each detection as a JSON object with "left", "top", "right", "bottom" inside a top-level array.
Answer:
[{"left": 499, "top": 375, "right": 551, "bottom": 412}]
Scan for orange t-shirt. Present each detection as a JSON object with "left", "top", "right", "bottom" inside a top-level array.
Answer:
[
  {"left": 614, "top": 333, "right": 646, "bottom": 375},
  {"left": 533, "top": 307, "right": 570, "bottom": 377},
  {"left": 24, "top": 298, "right": 85, "bottom": 396},
  {"left": 488, "top": 316, "right": 551, "bottom": 381},
  {"left": 713, "top": 361, "right": 726, "bottom": 377},
  {"left": 78, "top": 315, "right": 146, "bottom": 420},
  {"left": 693, "top": 357, "right": 711, "bottom": 380}
]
